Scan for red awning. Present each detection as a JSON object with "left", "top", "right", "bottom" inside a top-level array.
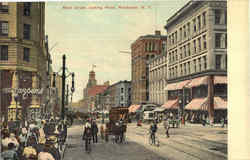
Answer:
[
  {"left": 186, "top": 76, "right": 208, "bottom": 88},
  {"left": 214, "top": 76, "right": 227, "bottom": 84},
  {"left": 185, "top": 98, "right": 207, "bottom": 110},
  {"left": 202, "top": 97, "right": 227, "bottom": 110},
  {"left": 128, "top": 105, "right": 141, "bottom": 113},
  {"left": 162, "top": 99, "right": 178, "bottom": 109},
  {"left": 165, "top": 80, "right": 191, "bottom": 91}
]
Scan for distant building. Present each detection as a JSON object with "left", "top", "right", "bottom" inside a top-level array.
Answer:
[
  {"left": 164, "top": 0, "right": 227, "bottom": 123},
  {"left": 131, "top": 31, "right": 167, "bottom": 105}
]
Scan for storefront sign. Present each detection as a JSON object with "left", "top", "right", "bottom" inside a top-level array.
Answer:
[{"left": 2, "top": 88, "right": 44, "bottom": 96}]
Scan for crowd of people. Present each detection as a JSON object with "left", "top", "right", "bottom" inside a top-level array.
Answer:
[{"left": 1, "top": 118, "right": 68, "bottom": 160}]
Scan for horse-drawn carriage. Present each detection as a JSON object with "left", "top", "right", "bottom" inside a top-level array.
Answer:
[{"left": 106, "top": 107, "right": 129, "bottom": 143}]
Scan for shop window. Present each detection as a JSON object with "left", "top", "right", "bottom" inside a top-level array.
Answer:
[
  {"left": 23, "top": 47, "right": 30, "bottom": 62},
  {"left": 0, "top": 21, "right": 8, "bottom": 36},
  {"left": 0, "top": 45, "right": 8, "bottom": 61},
  {"left": 24, "top": 2, "right": 31, "bottom": 16},
  {"left": 0, "top": 2, "right": 8, "bottom": 13}
]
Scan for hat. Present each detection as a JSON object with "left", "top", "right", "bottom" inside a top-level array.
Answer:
[{"left": 47, "top": 136, "right": 57, "bottom": 142}]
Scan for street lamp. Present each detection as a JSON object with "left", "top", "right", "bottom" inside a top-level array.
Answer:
[{"left": 53, "top": 54, "right": 75, "bottom": 120}]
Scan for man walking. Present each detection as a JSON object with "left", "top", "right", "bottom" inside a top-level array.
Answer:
[
  {"left": 163, "top": 118, "right": 170, "bottom": 138},
  {"left": 149, "top": 121, "right": 157, "bottom": 144},
  {"left": 91, "top": 120, "right": 98, "bottom": 143}
]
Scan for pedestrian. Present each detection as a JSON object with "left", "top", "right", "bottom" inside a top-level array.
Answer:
[
  {"left": 149, "top": 121, "right": 157, "bottom": 144},
  {"left": 100, "top": 124, "right": 105, "bottom": 140},
  {"left": 1, "top": 142, "right": 19, "bottom": 160},
  {"left": 163, "top": 118, "right": 170, "bottom": 138},
  {"left": 83, "top": 121, "right": 92, "bottom": 152},
  {"left": 42, "top": 136, "right": 60, "bottom": 160},
  {"left": 91, "top": 120, "right": 98, "bottom": 143}
]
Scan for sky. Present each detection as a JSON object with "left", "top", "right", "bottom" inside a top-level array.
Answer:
[{"left": 45, "top": 0, "right": 187, "bottom": 102}]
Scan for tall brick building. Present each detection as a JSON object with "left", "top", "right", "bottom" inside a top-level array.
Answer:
[
  {"left": 0, "top": 2, "right": 48, "bottom": 121},
  {"left": 131, "top": 31, "right": 167, "bottom": 105}
]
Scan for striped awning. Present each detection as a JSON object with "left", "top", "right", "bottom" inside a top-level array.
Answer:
[
  {"left": 162, "top": 99, "right": 179, "bottom": 109},
  {"left": 128, "top": 105, "right": 141, "bottom": 113},
  {"left": 214, "top": 76, "right": 227, "bottom": 84},
  {"left": 165, "top": 80, "right": 191, "bottom": 91},
  {"left": 202, "top": 97, "right": 227, "bottom": 110},
  {"left": 185, "top": 98, "right": 208, "bottom": 110},
  {"left": 186, "top": 76, "right": 208, "bottom": 88}
]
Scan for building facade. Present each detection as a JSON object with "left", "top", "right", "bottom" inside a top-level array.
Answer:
[
  {"left": 131, "top": 31, "right": 167, "bottom": 105},
  {"left": 164, "top": 0, "right": 227, "bottom": 123},
  {"left": 148, "top": 52, "right": 167, "bottom": 105},
  {"left": 0, "top": 2, "right": 49, "bottom": 122}
]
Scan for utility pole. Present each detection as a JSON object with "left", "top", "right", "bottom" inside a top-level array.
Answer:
[{"left": 62, "top": 55, "right": 66, "bottom": 120}]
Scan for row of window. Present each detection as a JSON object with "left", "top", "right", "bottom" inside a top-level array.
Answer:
[
  {"left": 169, "top": 34, "right": 207, "bottom": 63},
  {"left": 168, "top": 11, "right": 207, "bottom": 46},
  {"left": 145, "top": 42, "right": 157, "bottom": 52},
  {"left": 0, "top": 2, "right": 31, "bottom": 16},
  {"left": 0, "top": 21, "right": 31, "bottom": 39},
  {"left": 0, "top": 45, "right": 30, "bottom": 62},
  {"left": 169, "top": 56, "right": 207, "bottom": 79},
  {"left": 149, "top": 65, "right": 167, "bottom": 81},
  {"left": 149, "top": 55, "right": 167, "bottom": 68}
]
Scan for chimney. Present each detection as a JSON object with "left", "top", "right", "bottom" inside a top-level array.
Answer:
[{"left": 155, "top": 30, "right": 161, "bottom": 36}]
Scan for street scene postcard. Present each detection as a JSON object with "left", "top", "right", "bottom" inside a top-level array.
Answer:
[{"left": 0, "top": 0, "right": 230, "bottom": 160}]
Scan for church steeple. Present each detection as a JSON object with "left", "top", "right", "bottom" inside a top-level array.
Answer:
[{"left": 87, "top": 70, "right": 97, "bottom": 88}]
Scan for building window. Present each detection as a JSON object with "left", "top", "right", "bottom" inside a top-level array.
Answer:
[
  {"left": 184, "top": 45, "right": 186, "bottom": 57},
  {"left": 203, "top": 35, "right": 207, "bottom": 50},
  {"left": 23, "top": 24, "right": 31, "bottom": 40},
  {"left": 216, "top": 55, "right": 222, "bottom": 69},
  {"left": 225, "top": 55, "right": 227, "bottom": 69},
  {"left": 187, "top": 23, "right": 190, "bottom": 36},
  {"left": 121, "top": 88, "right": 124, "bottom": 93},
  {"left": 152, "top": 42, "right": 155, "bottom": 51},
  {"left": 215, "top": 9, "right": 225, "bottom": 24},
  {"left": 198, "top": 38, "right": 201, "bottom": 52},
  {"left": 0, "top": 45, "right": 8, "bottom": 61},
  {"left": 145, "top": 43, "right": 148, "bottom": 51},
  {"left": 198, "top": 58, "right": 201, "bottom": 72},
  {"left": 0, "top": 21, "right": 8, "bottom": 36},
  {"left": 188, "top": 62, "right": 190, "bottom": 74},
  {"left": 193, "top": 40, "right": 196, "bottom": 53},
  {"left": 180, "top": 28, "right": 182, "bottom": 41},
  {"left": 180, "top": 47, "right": 182, "bottom": 59},
  {"left": 215, "top": 33, "right": 226, "bottom": 49},
  {"left": 23, "top": 48, "right": 30, "bottom": 62},
  {"left": 183, "top": 25, "right": 186, "bottom": 38},
  {"left": 0, "top": 2, "right": 8, "bottom": 13},
  {"left": 198, "top": 15, "right": 201, "bottom": 30},
  {"left": 193, "top": 19, "right": 196, "bottom": 32},
  {"left": 121, "top": 96, "right": 124, "bottom": 101},
  {"left": 24, "top": 2, "right": 31, "bottom": 16},
  {"left": 203, "top": 56, "right": 207, "bottom": 70},
  {"left": 188, "top": 43, "right": 191, "bottom": 56},
  {"left": 194, "top": 59, "right": 196, "bottom": 72},
  {"left": 175, "top": 31, "right": 177, "bottom": 43},
  {"left": 175, "top": 50, "right": 178, "bottom": 61},
  {"left": 175, "top": 66, "right": 178, "bottom": 77},
  {"left": 184, "top": 63, "right": 186, "bottom": 75},
  {"left": 202, "top": 12, "right": 206, "bottom": 27},
  {"left": 180, "top": 64, "right": 183, "bottom": 76}
]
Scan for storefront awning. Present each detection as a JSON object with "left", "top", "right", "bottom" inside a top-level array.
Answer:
[
  {"left": 201, "top": 97, "right": 227, "bottom": 110},
  {"left": 128, "top": 105, "right": 141, "bottom": 113},
  {"left": 186, "top": 76, "right": 208, "bottom": 88},
  {"left": 153, "top": 107, "right": 166, "bottom": 112},
  {"left": 185, "top": 98, "right": 207, "bottom": 110},
  {"left": 164, "top": 80, "right": 191, "bottom": 91},
  {"left": 214, "top": 76, "right": 227, "bottom": 84},
  {"left": 162, "top": 99, "right": 178, "bottom": 109}
]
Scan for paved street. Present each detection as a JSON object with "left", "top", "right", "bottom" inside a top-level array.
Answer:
[{"left": 63, "top": 122, "right": 227, "bottom": 160}]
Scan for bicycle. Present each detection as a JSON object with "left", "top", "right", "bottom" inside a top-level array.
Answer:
[{"left": 148, "top": 132, "right": 160, "bottom": 147}]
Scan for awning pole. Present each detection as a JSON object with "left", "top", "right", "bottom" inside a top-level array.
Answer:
[{"left": 207, "top": 75, "right": 214, "bottom": 124}]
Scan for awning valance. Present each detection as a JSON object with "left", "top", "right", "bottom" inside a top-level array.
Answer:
[
  {"left": 214, "top": 76, "right": 227, "bottom": 84},
  {"left": 153, "top": 107, "right": 166, "bottom": 112},
  {"left": 201, "top": 97, "right": 227, "bottom": 110},
  {"left": 164, "top": 80, "right": 191, "bottom": 91},
  {"left": 128, "top": 105, "right": 141, "bottom": 113},
  {"left": 186, "top": 76, "right": 208, "bottom": 88},
  {"left": 162, "top": 99, "right": 179, "bottom": 109},
  {"left": 185, "top": 98, "right": 208, "bottom": 110}
]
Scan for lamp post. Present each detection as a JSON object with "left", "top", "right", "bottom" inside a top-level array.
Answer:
[{"left": 53, "top": 54, "right": 75, "bottom": 121}]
